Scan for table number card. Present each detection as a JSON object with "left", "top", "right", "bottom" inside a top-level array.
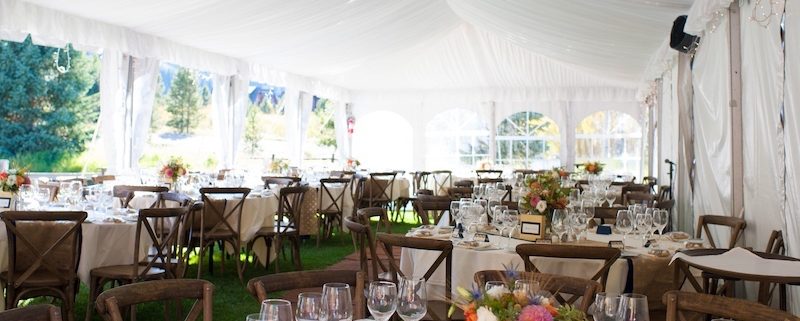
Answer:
[
  {"left": 0, "top": 191, "right": 13, "bottom": 212},
  {"left": 518, "top": 214, "right": 545, "bottom": 241}
]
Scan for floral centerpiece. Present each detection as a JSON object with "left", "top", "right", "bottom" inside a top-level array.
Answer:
[
  {"left": 0, "top": 167, "right": 30, "bottom": 192},
  {"left": 477, "top": 160, "right": 493, "bottom": 170},
  {"left": 269, "top": 158, "right": 289, "bottom": 174},
  {"left": 580, "top": 162, "right": 604, "bottom": 175},
  {"left": 345, "top": 158, "right": 361, "bottom": 170},
  {"left": 552, "top": 167, "right": 569, "bottom": 178},
  {"left": 518, "top": 170, "right": 569, "bottom": 221},
  {"left": 453, "top": 265, "right": 586, "bottom": 321},
  {"left": 160, "top": 157, "right": 188, "bottom": 183}
]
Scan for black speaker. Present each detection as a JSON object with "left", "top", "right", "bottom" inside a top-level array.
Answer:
[{"left": 670, "top": 15, "right": 701, "bottom": 54}]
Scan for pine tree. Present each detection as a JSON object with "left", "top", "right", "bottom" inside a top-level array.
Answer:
[
  {"left": 0, "top": 36, "right": 99, "bottom": 168},
  {"left": 165, "top": 68, "right": 200, "bottom": 134},
  {"left": 244, "top": 104, "right": 262, "bottom": 155}
]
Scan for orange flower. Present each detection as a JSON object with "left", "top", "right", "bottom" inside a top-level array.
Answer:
[
  {"left": 545, "top": 304, "right": 559, "bottom": 316},
  {"left": 462, "top": 303, "right": 477, "bottom": 321},
  {"left": 15, "top": 175, "right": 24, "bottom": 185}
]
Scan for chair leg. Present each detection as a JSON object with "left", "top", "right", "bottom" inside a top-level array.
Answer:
[
  {"left": 85, "top": 277, "right": 98, "bottom": 321},
  {"left": 293, "top": 236, "right": 302, "bottom": 270}
]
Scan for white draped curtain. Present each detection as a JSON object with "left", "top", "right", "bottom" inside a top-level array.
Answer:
[
  {"left": 99, "top": 52, "right": 158, "bottom": 174},
  {"left": 212, "top": 74, "right": 250, "bottom": 169},
  {"left": 99, "top": 51, "right": 129, "bottom": 174},
  {"left": 333, "top": 101, "right": 350, "bottom": 161}
]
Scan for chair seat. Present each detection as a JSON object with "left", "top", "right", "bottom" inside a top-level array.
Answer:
[
  {"left": 90, "top": 265, "right": 165, "bottom": 279},
  {"left": 201, "top": 229, "right": 237, "bottom": 240},
  {"left": 317, "top": 209, "right": 344, "bottom": 216},
  {"left": 254, "top": 226, "right": 298, "bottom": 238},
  {"left": 0, "top": 270, "right": 72, "bottom": 287}
]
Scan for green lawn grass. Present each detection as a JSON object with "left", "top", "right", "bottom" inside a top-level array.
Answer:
[{"left": 33, "top": 210, "right": 418, "bottom": 321}]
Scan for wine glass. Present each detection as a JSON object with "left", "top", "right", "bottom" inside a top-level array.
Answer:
[
  {"left": 502, "top": 210, "right": 519, "bottom": 249},
  {"left": 568, "top": 190, "right": 579, "bottom": 209},
  {"left": 513, "top": 280, "right": 539, "bottom": 298},
  {"left": 260, "top": 299, "right": 294, "bottom": 321},
  {"left": 571, "top": 211, "right": 588, "bottom": 241},
  {"left": 605, "top": 189, "right": 616, "bottom": 207},
  {"left": 484, "top": 281, "right": 507, "bottom": 293},
  {"left": 551, "top": 209, "right": 569, "bottom": 243},
  {"left": 636, "top": 213, "right": 654, "bottom": 244},
  {"left": 247, "top": 314, "right": 267, "bottom": 321},
  {"left": 18, "top": 184, "right": 34, "bottom": 210},
  {"left": 615, "top": 210, "right": 634, "bottom": 249},
  {"left": 492, "top": 210, "right": 506, "bottom": 247},
  {"left": 321, "top": 283, "right": 352, "bottom": 321},
  {"left": 397, "top": 277, "right": 426, "bottom": 321},
  {"left": 367, "top": 281, "right": 397, "bottom": 321},
  {"left": 297, "top": 293, "right": 323, "bottom": 321},
  {"left": 653, "top": 210, "right": 669, "bottom": 238},
  {"left": 589, "top": 292, "right": 620, "bottom": 321},
  {"left": 449, "top": 201, "right": 460, "bottom": 227},
  {"left": 616, "top": 293, "right": 649, "bottom": 321},
  {"left": 491, "top": 205, "right": 508, "bottom": 227},
  {"left": 58, "top": 182, "right": 72, "bottom": 203},
  {"left": 36, "top": 187, "right": 51, "bottom": 209}
]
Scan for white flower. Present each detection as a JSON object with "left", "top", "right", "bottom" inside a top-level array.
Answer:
[
  {"left": 7, "top": 175, "right": 15, "bottom": 185},
  {"left": 476, "top": 307, "right": 498, "bottom": 321},
  {"left": 485, "top": 285, "right": 510, "bottom": 299},
  {"left": 541, "top": 297, "right": 550, "bottom": 306},
  {"left": 536, "top": 200, "right": 547, "bottom": 213}
]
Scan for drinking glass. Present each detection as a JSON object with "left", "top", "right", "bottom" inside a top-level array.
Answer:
[
  {"left": 367, "top": 281, "right": 397, "bottom": 321},
  {"left": 653, "top": 210, "right": 668, "bottom": 237},
  {"left": 616, "top": 293, "right": 649, "bottom": 321},
  {"left": 321, "top": 283, "right": 352, "bottom": 321},
  {"left": 397, "top": 277, "right": 426, "bottom": 321},
  {"left": 571, "top": 211, "right": 588, "bottom": 241},
  {"left": 568, "top": 190, "right": 580, "bottom": 209},
  {"left": 247, "top": 313, "right": 267, "bottom": 321},
  {"left": 18, "top": 184, "right": 34, "bottom": 210},
  {"left": 484, "top": 281, "right": 507, "bottom": 293},
  {"left": 491, "top": 205, "right": 508, "bottom": 226},
  {"left": 492, "top": 210, "right": 506, "bottom": 247},
  {"left": 551, "top": 209, "right": 568, "bottom": 243},
  {"left": 636, "top": 213, "right": 654, "bottom": 243},
  {"left": 589, "top": 292, "right": 620, "bottom": 321},
  {"left": 36, "top": 187, "right": 51, "bottom": 209},
  {"left": 297, "top": 293, "right": 323, "bottom": 321},
  {"left": 605, "top": 189, "right": 616, "bottom": 206},
  {"left": 615, "top": 210, "right": 634, "bottom": 248},
  {"left": 513, "top": 280, "right": 539, "bottom": 298},
  {"left": 260, "top": 299, "right": 294, "bottom": 321},
  {"left": 58, "top": 182, "right": 72, "bottom": 203},
  {"left": 502, "top": 210, "right": 519, "bottom": 249},
  {"left": 449, "top": 201, "right": 460, "bottom": 226}
]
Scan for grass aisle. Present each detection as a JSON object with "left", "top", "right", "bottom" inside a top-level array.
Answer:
[{"left": 62, "top": 213, "right": 418, "bottom": 321}]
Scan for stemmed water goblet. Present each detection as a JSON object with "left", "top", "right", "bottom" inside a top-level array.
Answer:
[
  {"left": 616, "top": 210, "right": 634, "bottom": 249},
  {"left": 259, "top": 299, "right": 294, "bottom": 321},
  {"left": 589, "top": 292, "right": 620, "bottom": 321},
  {"left": 616, "top": 293, "right": 650, "bottom": 321},
  {"left": 636, "top": 212, "right": 654, "bottom": 244},
  {"left": 502, "top": 209, "right": 519, "bottom": 250},
  {"left": 36, "top": 187, "right": 51, "bottom": 209},
  {"left": 397, "top": 277, "right": 426, "bottom": 321},
  {"left": 551, "top": 209, "right": 569, "bottom": 243},
  {"left": 571, "top": 210, "right": 588, "bottom": 241},
  {"left": 653, "top": 210, "right": 669, "bottom": 239},
  {"left": 321, "top": 283, "right": 352, "bottom": 321},
  {"left": 296, "top": 293, "right": 323, "bottom": 321},
  {"left": 367, "top": 281, "right": 397, "bottom": 321},
  {"left": 604, "top": 188, "right": 616, "bottom": 207}
]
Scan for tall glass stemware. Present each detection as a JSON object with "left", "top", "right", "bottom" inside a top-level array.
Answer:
[
  {"left": 588, "top": 292, "right": 620, "bottom": 321},
  {"left": 367, "top": 281, "right": 397, "bottom": 321},
  {"left": 653, "top": 210, "right": 669, "bottom": 238},
  {"left": 321, "top": 283, "right": 352, "bottom": 321},
  {"left": 615, "top": 210, "right": 634, "bottom": 249},
  {"left": 616, "top": 293, "right": 649, "bottom": 321},
  {"left": 260, "top": 299, "right": 294, "bottom": 321},
  {"left": 551, "top": 209, "right": 568, "bottom": 243},
  {"left": 397, "top": 277, "right": 426, "bottom": 321},
  {"left": 502, "top": 210, "right": 519, "bottom": 249}
]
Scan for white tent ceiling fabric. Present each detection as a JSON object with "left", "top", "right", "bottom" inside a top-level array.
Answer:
[{"left": 3, "top": 0, "right": 691, "bottom": 101}]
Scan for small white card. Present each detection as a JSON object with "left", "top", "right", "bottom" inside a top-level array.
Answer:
[{"left": 0, "top": 197, "right": 10, "bottom": 209}]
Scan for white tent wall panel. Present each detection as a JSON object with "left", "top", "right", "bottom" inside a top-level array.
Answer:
[
  {"left": 783, "top": 0, "right": 800, "bottom": 314},
  {"left": 740, "top": 0, "right": 786, "bottom": 255},
  {"left": 690, "top": 10, "right": 733, "bottom": 246},
  {"left": 675, "top": 54, "right": 695, "bottom": 234}
]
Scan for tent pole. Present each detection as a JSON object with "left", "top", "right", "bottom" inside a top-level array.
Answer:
[{"left": 729, "top": 3, "right": 744, "bottom": 219}]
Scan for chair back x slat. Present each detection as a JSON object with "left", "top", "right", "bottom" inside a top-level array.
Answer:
[
  {"left": 695, "top": 215, "right": 746, "bottom": 249},
  {"left": 663, "top": 290, "right": 799, "bottom": 321},
  {"left": 95, "top": 279, "right": 214, "bottom": 321},
  {"left": 515, "top": 244, "right": 620, "bottom": 290}
]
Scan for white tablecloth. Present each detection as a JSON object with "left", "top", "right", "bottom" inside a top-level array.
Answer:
[{"left": 400, "top": 230, "right": 686, "bottom": 302}]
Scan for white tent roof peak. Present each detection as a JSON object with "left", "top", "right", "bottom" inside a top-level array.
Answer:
[{"left": 13, "top": 0, "right": 692, "bottom": 96}]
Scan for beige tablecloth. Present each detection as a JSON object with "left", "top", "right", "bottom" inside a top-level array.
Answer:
[{"left": 400, "top": 230, "right": 683, "bottom": 309}]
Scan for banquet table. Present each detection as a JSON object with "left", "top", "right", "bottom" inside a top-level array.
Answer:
[{"left": 400, "top": 229, "right": 686, "bottom": 310}]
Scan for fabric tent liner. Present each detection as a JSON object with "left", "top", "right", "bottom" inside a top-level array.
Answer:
[{"left": 2, "top": 0, "right": 692, "bottom": 100}]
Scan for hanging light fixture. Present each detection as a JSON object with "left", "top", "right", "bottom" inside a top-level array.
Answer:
[{"left": 52, "top": 45, "right": 71, "bottom": 74}]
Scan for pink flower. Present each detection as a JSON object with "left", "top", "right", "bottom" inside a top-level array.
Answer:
[
  {"left": 530, "top": 197, "right": 540, "bottom": 207},
  {"left": 165, "top": 168, "right": 174, "bottom": 178},
  {"left": 517, "top": 305, "right": 553, "bottom": 321}
]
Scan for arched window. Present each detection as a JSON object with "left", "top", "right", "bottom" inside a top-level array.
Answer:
[
  {"left": 425, "top": 109, "right": 490, "bottom": 171},
  {"left": 575, "top": 110, "right": 642, "bottom": 175},
  {"left": 495, "top": 111, "right": 560, "bottom": 168}
]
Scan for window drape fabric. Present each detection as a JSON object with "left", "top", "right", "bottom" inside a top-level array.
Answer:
[
  {"left": 783, "top": 0, "right": 800, "bottom": 314},
  {"left": 212, "top": 73, "right": 250, "bottom": 169},
  {"left": 675, "top": 54, "right": 694, "bottom": 234},
  {"left": 99, "top": 51, "right": 130, "bottom": 174},
  {"left": 129, "top": 57, "right": 159, "bottom": 171},
  {"left": 298, "top": 92, "right": 313, "bottom": 165},
  {"left": 333, "top": 101, "right": 350, "bottom": 162},
  {"left": 690, "top": 10, "right": 732, "bottom": 246}
]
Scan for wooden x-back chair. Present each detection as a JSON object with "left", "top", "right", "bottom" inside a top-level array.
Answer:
[
  {"left": 95, "top": 279, "right": 214, "bottom": 321},
  {"left": 662, "top": 290, "right": 799, "bottom": 321},
  {"left": 377, "top": 233, "right": 454, "bottom": 321},
  {"left": 317, "top": 178, "right": 351, "bottom": 245},
  {"left": 197, "top": 187, "right": 250, "bottom": 281},
  {"left": 474, "top": 270, "right": 600, "bottom": 313},
  {"left": 1, "top": 211, "right": 86, "bottom": 321},
  {"left": 515, "top": 244, "right": 621, "bottom": 290}
]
